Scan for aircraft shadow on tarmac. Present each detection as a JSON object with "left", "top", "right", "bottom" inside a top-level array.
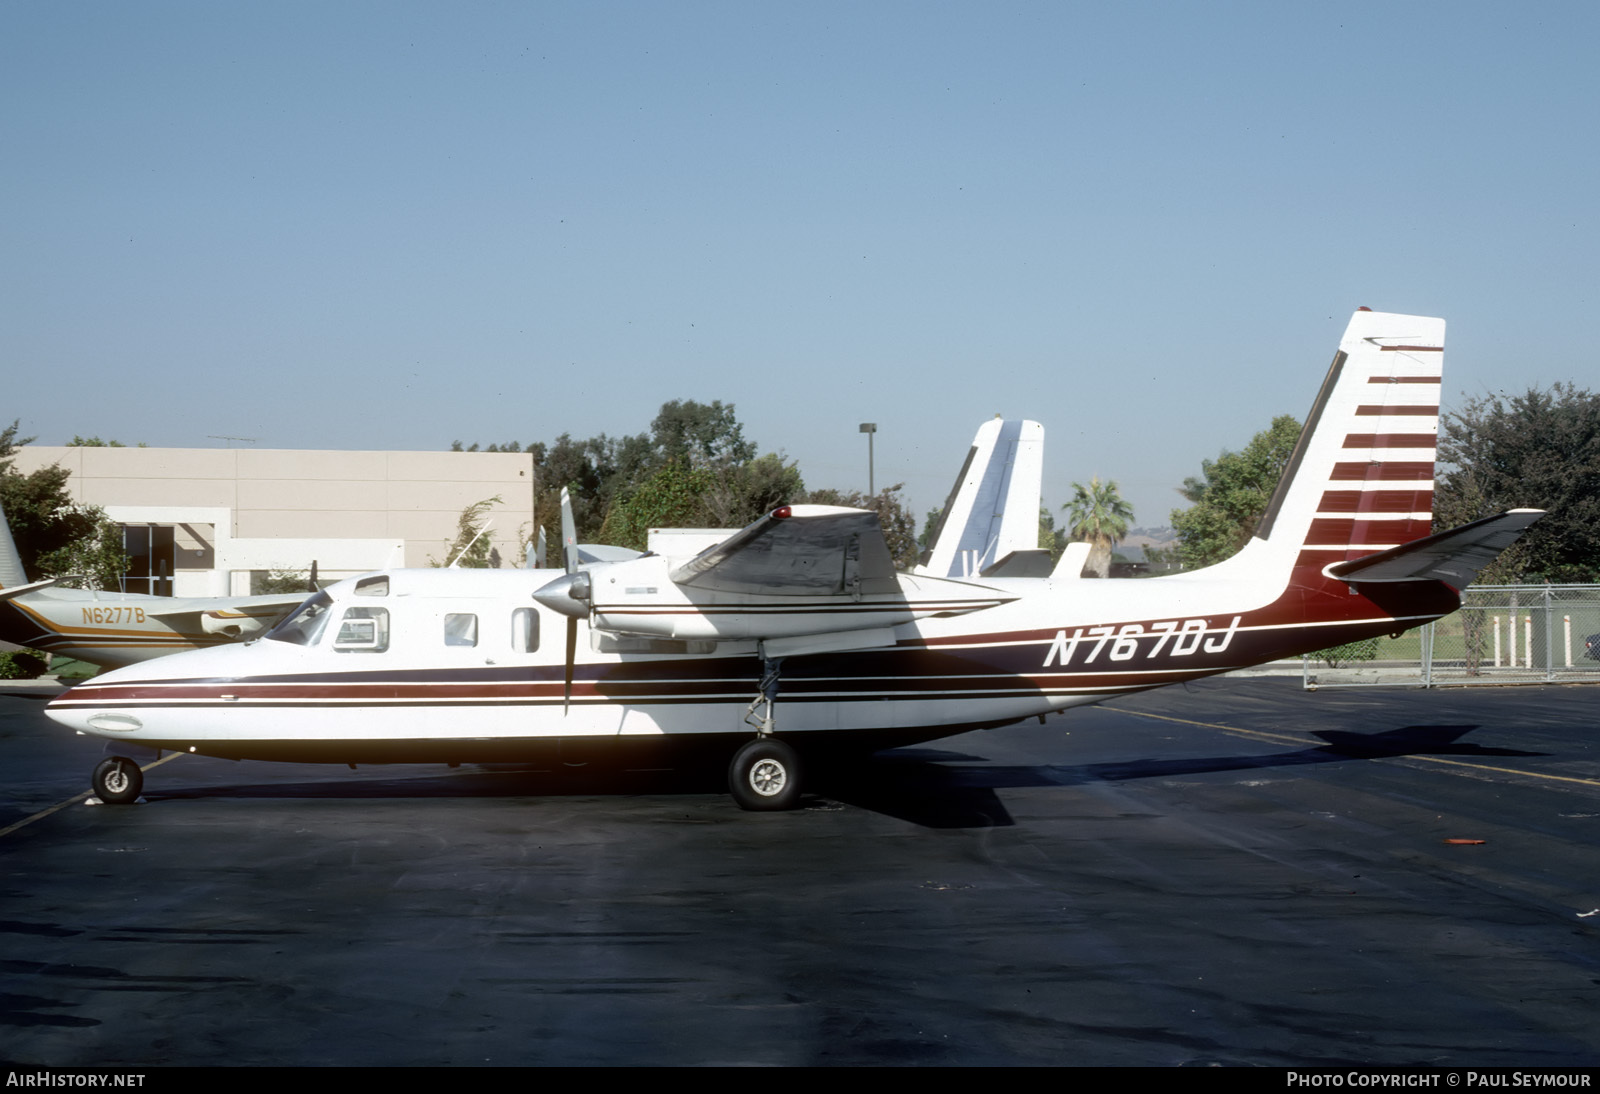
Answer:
[
  {"left": 141, "top": 723, "right": 1542, "bottom": 831},
  {"left": 823, "top": 723, "right": 1544, "bottom": 828}
]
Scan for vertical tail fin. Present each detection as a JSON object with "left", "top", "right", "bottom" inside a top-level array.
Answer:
[
  {"left": 0, "top": 500, "right": 27, "bottom": 589},
  {"left": 1219, "top": 309, "right": 1443, "bottom": 581},
  {"left": 917, "top": 418, "right": 1045, "bottom": 578}
]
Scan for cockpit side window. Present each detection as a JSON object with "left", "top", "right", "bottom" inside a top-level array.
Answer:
[
  {"left": 334, "top": 606, "right": 390, "bottom": 653},
  {"left": 355, "top": 576, "right": 390, "bottom": 597},
  {"left": 444, "top": 613, "right": 478, "bottom": 647},
  {"left": 266, "top": 591, "right": 334, "bottom": 646}
]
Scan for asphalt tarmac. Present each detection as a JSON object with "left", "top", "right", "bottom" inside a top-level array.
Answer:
[{"left": 3, "top": 678, "right": 1598, "bottom": 1066}]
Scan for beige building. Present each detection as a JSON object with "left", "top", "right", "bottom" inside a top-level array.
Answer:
[{"left": 13, "top": 446, "right": 537, "bottom": 596}]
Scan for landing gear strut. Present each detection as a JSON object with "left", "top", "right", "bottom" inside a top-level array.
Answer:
[
  {"left": 730, "top": 655, "right": 802, "bottom": 810},
  {"left": 92, "top": 757, "right": 143, "bottom": 804},
  {"left": 743, "top": 656, "right": 783, "bottom": 736}
]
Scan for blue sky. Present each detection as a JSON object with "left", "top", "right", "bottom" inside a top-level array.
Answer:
[{"left": 4, "top": 2, "right": 1596, "bottom": 530}]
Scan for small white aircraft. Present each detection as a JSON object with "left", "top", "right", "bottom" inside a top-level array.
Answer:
[
  {"left": 46, "top": 309, "right": 1542, "bottom": 811},
  {"left": 0, "top": 506, "right": 312, "bottom": 669}
]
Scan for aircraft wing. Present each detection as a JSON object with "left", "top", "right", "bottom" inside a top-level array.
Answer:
[
  {"left": 146, "top": 592, "right": 312, "bottom": 637},
  {"left": 1327, "top": 509, "right": 1545, "bottom": 588},
  {"left": 668, "top": 505, "right": 900, "bottom": 597}
]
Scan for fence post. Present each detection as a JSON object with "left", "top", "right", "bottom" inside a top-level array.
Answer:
[{"left": 1545, "top": 586, "right": 1554, "bottom": 681}]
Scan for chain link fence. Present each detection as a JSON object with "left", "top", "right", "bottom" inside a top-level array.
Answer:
[{"left": 1303, "top": 584, "right": 1600, "bottom": 688}]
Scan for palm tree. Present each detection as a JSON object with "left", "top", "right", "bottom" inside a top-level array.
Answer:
[{"left": 1063, "top": 476, "right": 1134, "bottom": 578}]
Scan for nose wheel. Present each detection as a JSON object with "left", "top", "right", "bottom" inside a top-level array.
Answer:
[
  {"left": 728, "top": 737, "right": 802, "bottom": 811},
  {"left": 92, "top": 757, "right": 144, "bottom": 804}
]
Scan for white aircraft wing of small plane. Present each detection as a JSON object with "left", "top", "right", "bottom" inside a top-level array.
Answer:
[{"left": 669, "top": 505, "right": 901, "bottom": 597}]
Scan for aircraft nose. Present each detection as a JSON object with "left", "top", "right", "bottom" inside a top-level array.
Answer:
[{"left": 531, "top": 571, "right": 592, "bottom": 619}]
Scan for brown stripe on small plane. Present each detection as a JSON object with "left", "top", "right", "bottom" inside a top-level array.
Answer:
[
  {"left": 1343, "top": 433, "right": 1436, "bottom": 450},
  {"left": 1316, "top": 489, "right": 1433, "bottom": 514},
  {"left": 1378, "top": 345, "right": 1443, "bottom": 352},
  {"left": 1306, "top": 517, "right": 1433, "bottom": 545},
  {"left": 1330, "top": 461, "right": 1434, "bottom": 481},
  {"left": 1354, "top": 405, "right": 1439, "bottom": 416},
  {"left": 1295, "top": 548, "right": 1358, "bottom": 566},
  {"left": 1367, "top": 376, "right": 1441, "bottom": 384}
]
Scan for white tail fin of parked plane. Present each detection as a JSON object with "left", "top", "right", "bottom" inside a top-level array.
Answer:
[
  {"left": 0, "top": 501, "right": 28, "bottom": 590},
  {"left": 916, "top": 418, "right": 1047, "bottom": 579}
]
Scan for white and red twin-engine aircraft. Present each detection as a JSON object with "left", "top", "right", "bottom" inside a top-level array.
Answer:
[{"left": 47, "top": 309, "right": 1541, "bottom": 811}]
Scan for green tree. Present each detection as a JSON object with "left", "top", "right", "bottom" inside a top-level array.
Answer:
[
  {"left": 1435, "top": 383, "right": 1600, "bottom": 583},
  {"left": 459, "top": 400, "right": 800, "bottom": 554},
  {"left": 1037, "top": 507, "right": 1067, "bottom": 565},
  {"left": 649, "top": 399, "right": 755, "bottom": 467},
  {"left": 1169, "top": 415, "right": 1302, "bottom": 569},
  {"left": 429, "top": 495, "right": 504, "bottom": 568},
  {"left": 36, "top": 507, "right": 130, "bottom": 590},
  {"left": 67, "top": 436, "right": 137, "bottom": 447},
  {"left": 1063, "top": 476, "right": 1134, "bottom": 578},
  {"left": 805, "top": 484, "right": 918, "bottom": 570},
  {"left": 599, "top": 463, "right": 716, "bottom": 551},
  {"left": 1, "top": 420, "right": 129, "bottom": 583}
]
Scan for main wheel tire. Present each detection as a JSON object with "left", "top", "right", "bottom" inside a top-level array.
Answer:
[
  {"left": 92, "top": 757, "right": 143, "bottom": 804},
  {"left": 728, "top": 738, "right": 802, "bottom": 812}
]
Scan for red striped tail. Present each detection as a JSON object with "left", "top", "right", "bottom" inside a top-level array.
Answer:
[{"left": 1242, "top": 309, "right": 1443, "bottom": 585}]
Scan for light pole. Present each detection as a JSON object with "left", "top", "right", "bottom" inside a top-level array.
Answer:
[{"left": 858, "top": 423, "right": 877, "bottom": 497}]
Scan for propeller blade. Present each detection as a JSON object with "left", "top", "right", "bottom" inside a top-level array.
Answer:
[
  {"left": 307, "top": 560, "right": 319, "bottom": 593},
  {"left": 563, "top": 616, "right": 578, "bottom": 714},
  {"left": 560, "top": 486, "right": 579, "bottom": 574}
]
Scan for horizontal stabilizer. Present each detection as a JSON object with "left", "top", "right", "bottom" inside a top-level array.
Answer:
[
  {"left": 981, "top": 549, "right": 1054, "bottom": 578},
  {"left": 0, "top": 577, "right": 61, "bottom": 602},
  {"left": 1051, "top": 541, "right": 1092, "bottom": 580},
  {"left": 1327, "top": 509, "right": 1544, "bottom": 588},
  {"left": 669, "top": 505, "right": 900, "bottom": 597},
  {"left": 574, "top": 544, "right": 647, "bottom": 566}
]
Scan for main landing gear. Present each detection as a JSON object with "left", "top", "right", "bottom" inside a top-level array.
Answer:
[
  {"left": 728, "top": 737, "right": 802, "bottom": 812},
  {"left": 92, "top": 756, "right": 144, "bottom": 804},
  {"left": 728, "top": 654, "right": 803, "bottom": 811}
]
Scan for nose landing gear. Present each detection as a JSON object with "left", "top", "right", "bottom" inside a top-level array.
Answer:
[{"left": 92, "top": 756, "right": 144, "bottom": 804}]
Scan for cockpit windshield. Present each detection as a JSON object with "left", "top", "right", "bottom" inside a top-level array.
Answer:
[{"left": 265, "top": 591, "right": 335, "bottom": 646}]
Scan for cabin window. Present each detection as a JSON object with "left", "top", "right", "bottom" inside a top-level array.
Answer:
[
  {"left": 266, "top": 591, "right": 333, "bottom": 646},
  {"left": 334, "top": 607, "right": 390, "bottom": 652},
  {"left": 512, "top": 607, "right": 539, "bottom": 653},
  {"left": 444, "top": 613, "right": 478, "bottom": 647},
  {"left": 355, "top": 576, "right": 390, "bottom": 597}
]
